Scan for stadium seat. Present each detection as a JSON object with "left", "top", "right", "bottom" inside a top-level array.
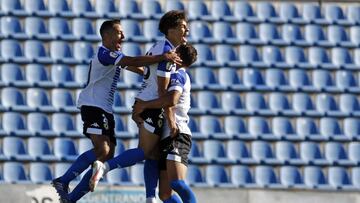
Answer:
[
  {"left": 199, "top": 116, "right": 228, "bottom": 139},
  {"left": 239, "top": 45, "right": 266, "bottom": 68},
  {"left": 218, "top": 68, "right": 245, "bottom": 91},
  {"left": 284, "top": 46, "right": 312, "bottom": 68},
  {"left": 259, "top": 23, "right": 286, "bottom": 45},
  {"left": 245, "top": 92, "right": 273, "bottom": 116},
  {"left": 224, "top": 116, "right": 253, "bottom": 140},
  {"left": 165, "top": 0, "right": 184, "bottom": 11},
  {"left": 27, "top": 113, "right": 56, "bottom": 137},
  {"left": 268, "top": 92, "right": 297, "bottom": 116},
  {"left": 227, "top": 140, "right": 256, "bottom": 164},
  {"left": 24, "top": 40, "right": 52, "bottom": 64},
  {"left": 50, "top": 41, "right": 77, "bottom": 64},
  {"left": 231, "top": 165, "right": 256, "bottom": 187},
  {"left": 121, "top": 69, "right": 142, "bottom": 89},
  {"left": 195, "top": 68, "right": 222, "bottom": 90},
  {"left": 344, "top": 118, "right": 360, "bottom": 140},
  {"left": 352, "top": 167, "right": 360, "bottom": 189},
  {"left": 302, "top": 3, "right": 328, "bottom": 24},
  {"left": 188, "top": 141, "right": 207, "bottom": 164},
  {"left": 243, "top": 68, "right": 269, "bottom": 91},
  {"left": 52, "top": 113, "right": 81, "bottom": 137},
  {"left": 48, "top": 0, "right": 74, "bottom": 17},
  {"left": 24, "top": 0, "right": 51, "bottom": 17},
  {"left": 325, "top": 142, "right": 353, "bottom": 166},
  {"left": 289, "top": 70, "right": 316, "bottom": 92},
  {"left": 95, "top": 0, "right": 119, "bottom": 18},
  {"left": 54, "top": 138, "right": 78, "bottom": 161},
  {"left": 308, "top": 47, "right": 336, "bottom": 69},
  {"left": 262, "top": 46, "right": 288, "bottom": 68},
  {"left": 143, "top": 20, "right": 163, "bottom": 42},
  {"left": 300, "top": 142, "right": 329, "bottom": 165},
  {"left": 73, "top": 41, "right": 94, "bottom": 64},
  {"left": 280, "top": 166, "right": 305, "bottom": 189},
  {"left": 248, "top": 117, "right": 277, "bottom": 140},
  {"left": 186, "top": 165, "right": 207, "bottom": 187},
  {"left": 73, "top": 18, "right": 99, "bottom": 41},
  {"left": 304, "top": 166, "right": 332, "bottom": 189},
  {"left": 1, "top": 17, "right": 27, "bottom": 39},
  {"left": 1, "top": 0, "right": 27, "bottom": 16},
  {"left": 235, "top": 23, "right": 263, "bottom": 45},
  {"left": 113, "top": 140, "right": 126, "bottom": 156},
  {"left": 324, "top": 4, "right": 351, "bottom": 25},
  {"left": 255, "top": 165, "right": 283, "bottom": 188},
  {"left": 119, "top": 0, "right": 145, "bottom": 20},
  {"left": 328, "top": 167, "right": 354, "bottom": 190},
  {"left": 282, "top": 24, "right": 309, "bottom": 46},
  {"left": 51, "top": 89, "right": 77, "bottom": 112},
  {"left": 3, "top": 137, "right": 32, "bottom": 161},
  {"left": 1, "top": 63, "right": 29, "bottom": 87},
  {"left": 24, "top": 17, "right": 52, "bottom": 40},
  {"left": 251, "top": 141, "right": 281, "bottom": 164},
  {"left": 312, "top": 70, "right": 338, "bottom": 92},
  {"left": 276, "top": 141, "right": 305, "bottom": 165},
  {"left": 296, "top": 118, "right": 325, "bottom": 141},
  {"left": 28, "top": 137, "right": 56, "bottom": 161},
  {"left": 126, "top": 115, "right": 139, "bottom": 138},
  {"left": 25, "top": 64, "right": 54, "bottom": 88},
  {"left": 272, "top": 117, "right": 301, "bottom": 141},
  {"left": 121, "top": 42, "right": 142, "bottom": 56},
  {"left": 54, "top": 163, "right": 72, "bottom": 180},
  {"left": 187, "top": 0, "right": 214, "bottom": 21},
  {"left": 78, "top": 138, "right": 92, "bottom": 154},
  {"left": 107, "top": 168, "right": 132, "bottom": 186},
  {"left": 189, "top": 21, "right": 216, "bottom": 44},
  {"left": 205, "top": 165, "right": 233, "bottom": 187},
  {"left": 48, "top": 18, "right": 76, "bottom": 41},
  {"left": 349, "top": 143, "right": 360, "bottom": 164},
  {"left": 316, "top": 93, "right": 345, "bottom": 117},
  {"left": 221, "top": 92, "right": 247, "bottom": 115},
  {"left": 203, "top": 140, "right": 233, "bottom": 164},
  {"left": 304, "top": 25, "right": 332, "bottom": 47},
  {"left": 112, "top": 91, "right": 127, "bottom": 113},
  {"left": 1, "top": 87, "right": 32, "bottom": 112},
  {"left": 354, "top": 49, "right": 360, "bottom": 67},
  {"left": 130, "top": 164, "right": 144, "bottom": 186},
  {"left": 348, "top": 6, "right": 360, "bottom": 25},
  {"left": 71, "top": 0, "right": 98, "bottom": 18},
  {"left": 328, "top": 25, "right": 354, "bottom": 47},
  {"left": 331, "top": 47, "right": 357, "bottom": 70},
  {"left": 117, "top": 19, "right": 146, "bottom": 43},
  {"left": 233, "top": 2, "right": 260, "bottom": 23},
  {"left": 211, "top": 1, "right": 236, "bottom": 22},
  {"left": 265, "top": 69, "right": 292, "bottom": 91},
  {"left": 1, "top": 40, "right": 29, "bottom": 63},
  {"left": 2, "top": 112, "right": 31, "bottom": 136},
  {"left": 320, "top": 118, "right": 349, "bottom": 141},
  {"left": 215, "top": 45, "right": 240, "bottom": 67},
  {"left": 142, "top": 0, "right": 163, "bottom": 19},
  {"left": 213, "top": 22, "right": 238, "bottom": 44},
  {"left": 279, "top": 3, "right": 306, "bottom": 24},
  {"left": 114, "top": 115, "right": 133, "bottom": 138},
  {"left": 74, "top": 65, "right": 89, "bottom": 87},
  {"left": 256, "top": 2, "right": 282, "bottom": 23},
  {"left": 193, "top": 44, "right": 219, "bottom": 67},
  {"left": 29, "top": 163, "right": 53, "bottom": 184},
  {"left": 3, "top": 162, "right": 29, "bottom": 183}
]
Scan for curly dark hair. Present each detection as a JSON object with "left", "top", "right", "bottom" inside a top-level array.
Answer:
[
  {"left": 176, "top": 44, "right": 197, "bottom": 67},
  {"left": 159, "top": 10, "right": 187, "bottom": 35},
  {"left": 99, "top": 19, "right": 120, "bottom": 38}
]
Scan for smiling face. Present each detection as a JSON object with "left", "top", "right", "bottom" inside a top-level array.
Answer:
[
  {"left": 102, "top": 23, "right": 125, "bottom": 51},
  {"left": 168, "top": 20, "right": 189, "bottom": 46}
]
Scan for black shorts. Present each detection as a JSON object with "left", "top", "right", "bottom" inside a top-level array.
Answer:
[
  {"left": 140, "top": 108, "right": 165, "bottom": 136},
  {"left": 159, "top": 133, "right": 192, "bottom": 170},
  {"left": 80, "top": 105, "right": 116, "bottom": 145}
]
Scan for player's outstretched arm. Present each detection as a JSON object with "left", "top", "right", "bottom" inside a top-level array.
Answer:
[
  {"left": 133, "top": 91, "right": 181, "bottom": 115},
  {"left": 125, "top": 66, "right": 144, "bottom": 75},
  {"left": 117, "top": 51, "right": 182, "bottom": 67}
]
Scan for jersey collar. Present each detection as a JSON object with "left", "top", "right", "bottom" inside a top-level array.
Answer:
[{"left": 165, "top": 38, "right": 175, "bottom": 49}]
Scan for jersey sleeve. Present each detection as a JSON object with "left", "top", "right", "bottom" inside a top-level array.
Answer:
[
  {"left": 156, "top": 44, "right": 173, "bottom": 78},
  {"left": 98, "top": 49, "right": 125, "bottom": 66},
  {"left": 168, "top": 72, "right": 186, "bottom": 93}
]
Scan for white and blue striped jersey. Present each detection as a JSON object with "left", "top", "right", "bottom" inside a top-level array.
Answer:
[
  {"left": 162, "top": 67, "right": 192, "bottom": 138},
  {"left": 77, "top": 46, "right": 125, "bottom": 113},
  {"left": 136, "top": 39, "right": 175, "bottom": 101}
]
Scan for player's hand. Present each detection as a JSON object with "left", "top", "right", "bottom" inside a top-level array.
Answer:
[
  {"left": 163, "top": 51, "right": 182, "bottom": 65},
  {"left": 132, "top": 100, "right": 145, "bottom": 115},
  {"left": 168, "top": 120, "right": 179, "bottom": 138},
  {"left": 132, "top": 112, "right": 143, "bottom": 127}
]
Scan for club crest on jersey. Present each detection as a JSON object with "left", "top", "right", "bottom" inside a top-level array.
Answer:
[
  {"left": 158, "top": 119, "right": 163, "bottom": 128},
  {"left": 166, "top": 62, "right": 175, "bottom": 71},
  {"left": 110, "top": 52, "right": 118, "bottom": 58},
  {"left": 102, "top": 114, "right": 109, "bottom": 130}
]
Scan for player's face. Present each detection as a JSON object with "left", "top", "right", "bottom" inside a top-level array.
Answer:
[
  {"left": 111, "top": 24, "right": 125, "bottom": 51},
  {"left": 171, "top": 20, "right": 189, "bottom": 45}
]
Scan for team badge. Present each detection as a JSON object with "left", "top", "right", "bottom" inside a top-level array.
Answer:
[
  {"left": 166, "top": 62, "right": 175, "bottom": 71},
  {"left": 102, "top": 114, "right": 109, "bottom": 130},
  {"left": 110, "top": 52, "right": 118, "bottom": 58},
  {"left": 158, "top": 119, "right": 163, "bottom": 128}
]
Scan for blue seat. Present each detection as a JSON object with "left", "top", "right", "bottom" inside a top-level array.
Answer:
[
  {"left": 118, "top": 20, "right": 146, "bottom": 43},
  {"left": 302, "top": 4, "right": 328, "bottom": 24},
  {"left": 51, "top": 88, "right": 77, "bottom": 112},
  {"left": 325, "top": 142, "right": 353, "bottom": 166},
  {"left": 280, "top": 166, "right": 305, "bottom": 189},
  {"left": 24, "top": 0, "right": 51, "bottom": 17},
  {"left": 344, "top": 118, "right": 360, "bottom": 140},
  {"left": 308, "top": 47, "right": 336, "bottom": 69},
  {"left": 73, "top": 42, "right": 94, "bottom": 64},
  {"left": 249, "top": 117, "right": 277, "bottom": 140},
  {"left": 94, "top": 0, "right": 119, "bottom": 18},
  {"left": 251, "top": 141, "right": 280, "bottom": 165},
  {"left": 29, "top": 162, "right": 53, "bottom": 184},
  {"left": 78, "top": 138, "right": 93, "bottom": 154},
  {"left": 296, "top": 118, "right": 325, "bottom": 141},
  {"left": 215, "top": 45, "right": 240, "bottom": 67},
  {"left": 195, "top": 68, "right": 222, "bottom": 90},
  {"left": 121, "top": 70, "right": 142, "bottom": 89},
  {"left": 1, "top": 63, "right": 28, "bottom": 87},
  {"left": 192, "top": 44, "right": 219, "bottom": 67},
  {"left": 256, "top": 2, "right": 282, "bottom": 23},
  {"left": 48, "top": 0, "right": 74, "bottom": 17},
  {"left": 304, "top": 25, "right": 332, "bottom": 47},
  {"left": 1, "top": 87, "right": 32, "bottom": 112},
  {"left": 262, "top": 46, "right": 287, "bottom": 68},
  {"left": 1, "top": 17, "right": 27, "bottom": 39},
  {"left": 54, "top": 138, "right": 78, "bottom": 161},
  {"left": 130, "top": 164, "right": 144, "bottom": 186},
  {"left": 73, "top": 18, "right": 99, "bottom": 41},
  {"left": 304, "top": 166, "right": 331, "bottom": 189},
  {"left": 1, "top": 0, "right": 27, "bottom": 16},
  {"left": 52, "top": 113, "right": 81, "bottom": 137},
  {"left": 74, "top": 65, "right": 89, "bottom": 87},
  {"left": 107, "top": 168, "right": 132, "bottom": 186},
  {"left": 50, "top": 41, "right": 77, "bottom": 64},
  {"left": 279, "top": 3, "right": 305, "bottom": 24},
  {"left": 25, "top": 64, "right": 53, "bottom": 88},
  {"left": 54, "top": 163, "right": 72, "bottom": 179},
  {"left": 227, "top": 140, "right": 256, "bottom": 164},
  {"left": 352, "top": 167, "right": 360, "bottom": 189},
  {"left": 351, "top": 27, "right": 360, "bottom": 47},
  {"left": 203, "top": 140, "right": 233, "bottom": 164},
  {"left": 48, "top": 18, "right": 76, "bottom": 41},
  {"left": 331, "top": 48, "right": 357, "bottom": 70},
  {"left": 285, "top": 46, "right": 312, "bottom": 68},
  {"left": 2, "top": 112, "right": 31, "bottom": 136},
  {"left": 282, "top": 24, "right": 309, "bottom": 46},
  {"left": 126, "top": 115, "right": 139, "bottom": 138},
  {"left": 328, "top": 25, "right": 354, "bottom": 47},
  {"left": 272, "top": 117, "right": 300, "bottom": 141},
  {"left": 213, "top": 22, "right": 238, "bottom": 44},
  {"left": 259, "top": 23, "right": 286, "bottom": 45},
  {"left": 27, "top": 113, "right": 56, "bottom": 136},
  {"left": 189, "top": 141, "right": 206, "bottom": 164},
  {"left": 142, "top": 0, "right": 162, "bottom": 19},
  {"left": 188, "top": 0, "right": 214, "bottom": 21},
  {"left": 265, "top": 68, "right": 292, "bottom": 91},
  {"left": 231, "top": 165, "right": 256, "bottom": 187},
  {"left": 320, "top": 118, "right": 349, "bottom": 141},
  {"left": 348, "top": 6, "right": 360, "bottom": 25},
  {"left": 233, "top": 2, "right": 259, "bottom": 23},
  {"left": 124, "top": 90, "right": 137, "bottom": 110},
  {"left": 205, "top": 165, "right": 232, "bottom": 187},
  {"left": 218, "top": 68, "right": 245, "bottom": 91},
  {"left": 1, "top": 40, "right": 29, "bottom": 63},
  {"left": 255, "top": 165, "right": 282, "bottom": 188},
  {"left": 300, "top": 142, "right": 328, "bottom": 165},
  {"left": 121, "top": 42, "right": 142, "bottom": 56},
  {"left": 143, "top": 20, "right": 163, "bottom": 42},
  {"left": 72, "top": 0, "right": 98, "bottom": 18},
  {"left": 165, "top": 0, "right": 184, "bottom": 11},
  {"left": 324, "top": 4, "right": 350, "bottom": 25},
  {"left": 312, "top": 70, "right": 338, "bottom": 92},
  {"left": 268, "top": 92, "right": 296, "bottom": 116},
  {"left": 119, "top": 0, "right": 145, "bottom": 20},
  {"left": 340, "top": 94, "right": 360, "bottom": 115},
  {"left": 211, "top": 1, "right": 236, "bottom": 22},
  {"left": 24, "top": 17, "right": 52, "bottom": 40},
  {"left": 236, "top": 23, "right": 262, "bottom": 45},
  {"left": 349, "top": 143, "right": 360, "bottom": 164},
  {"left": 245, "top": 92, "right": 272, "bottom": 115},
  {"left": 189, "top": 21, "right": 216, "bottom": 44},
  {"left": 221, "top": 92, "right": 247, "bottom": 115},
  {"left": 316, "top": 93, "right": 345, "bottom": 117},
  {"left": 328, "top": 167, "right": 354, "bottom": 190},
  {"left": 3, "top": 162, "right": 29, "bottom": 183},
  {"left": 289, "top": 70, "right": 316, "bottom": 92},
  {"left": 224, "top": 116, "right": 252, "bottom": 140},
  {"left": 186, "top": 165, "right": 206, "bottom": 187},
  {"left": 113, "top": 139, "right": 126, "bottom": 156},
  {"left": 276, "top": 141, "right": 304, "bottom": 165},
  {"left": 24, "top": 40, "right": 52, "bottom": 64},
  {"left": 239, "top": 45, "right": 265, "bottom": 68},
  {"left": 243, "top": 68, "right": 269, "bottom": 90},
  {"left": 199, "top": 116, "right": 227, "bottom": 139},
  {"left": 28, "top": 137, "right": 56, "bottom": 161},
  {"left": 114, "top": 115, "right": 133, "bottom": 138},
  {"left": 4, "top": 137, "right": 32, "bottom": 161}
]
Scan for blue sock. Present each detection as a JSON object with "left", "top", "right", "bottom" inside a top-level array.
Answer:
[
  {"left": 68, "top": 169, "right": 92, "bottom": 202},
  {"left": 106, "top": 148, "right": 145, "bottom": 171},
  {"left": 144, "top": 159, "right": 159, "bottom": 198},
  {"left": 164, "top": 194, "right": 182, "bottom": 203},
  {"left": 170, "top": 180, "right": 196, "bottom": 203},
  {"left": 60, "top": 149, "right": 96, "bottom": 184}
]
